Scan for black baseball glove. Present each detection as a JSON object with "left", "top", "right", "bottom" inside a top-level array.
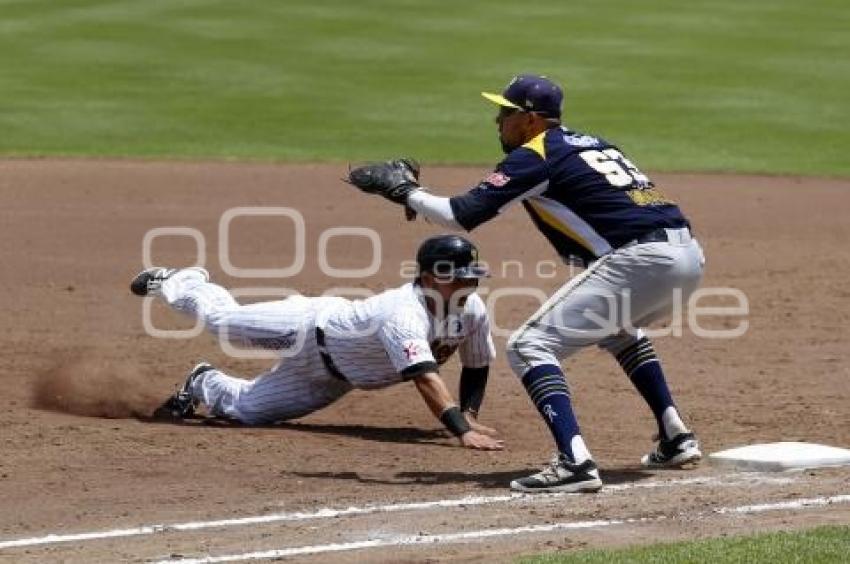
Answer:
[{"left": 346, "top": 158, "right": 421, "bottom": 205}]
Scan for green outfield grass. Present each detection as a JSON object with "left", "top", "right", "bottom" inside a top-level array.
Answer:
[
  {"left": 0, "top": 0, "right": 847, "bottom": 175},
  {"left": 519, "top": 525, "right": 850, "bottom": 563}
]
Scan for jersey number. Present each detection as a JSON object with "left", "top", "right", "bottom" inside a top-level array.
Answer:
[{"left": 579, "top": 148, "right": 651, "bottom": 188}]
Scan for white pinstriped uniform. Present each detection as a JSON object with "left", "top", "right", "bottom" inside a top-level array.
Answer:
[{"left": 157, "top": 269, "right": 495, "bottom": 424}]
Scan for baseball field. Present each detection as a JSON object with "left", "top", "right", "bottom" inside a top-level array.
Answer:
[{"left": 1, "top": 1, "right": 849, "bottom": 562}]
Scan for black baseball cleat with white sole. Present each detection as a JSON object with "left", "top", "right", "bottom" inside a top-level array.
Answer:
[
  {"left": 130, "top": 267, "right": 177, "bottom": 297},
  {"left": 152, "top": 362, "right": 215, "bottom": 420},
  {"left": 510, "top": 455, "right": 603, "bottom": 493},
  {"left": 641, "top": 432, "right": 702, "bottom": 468},
  {"left": 130, "top": 267, "right": 209, "bottom": 297}
]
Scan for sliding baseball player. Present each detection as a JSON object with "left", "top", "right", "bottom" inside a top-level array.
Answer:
[{"left": 131, "top": 235, "right": 502, "bottom": 450}]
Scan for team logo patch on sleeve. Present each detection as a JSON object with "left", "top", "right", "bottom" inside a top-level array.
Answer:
[
  {"left": 402, "top": 340, "right": 426, "bottom": 361},
  {"left": 484, "top": 171, "right": 511, "bottom": 187}
]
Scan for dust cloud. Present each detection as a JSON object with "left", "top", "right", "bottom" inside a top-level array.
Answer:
[{"left": 31, "top": 352, "right": 163, "bottom": 419}]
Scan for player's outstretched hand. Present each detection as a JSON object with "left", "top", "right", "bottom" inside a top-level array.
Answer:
[
  {"left": 464, "top": 412, "right": 499, "bottom": 437},
  {"left": 459, "top": 430, "right": 504, "bottom": 450}
]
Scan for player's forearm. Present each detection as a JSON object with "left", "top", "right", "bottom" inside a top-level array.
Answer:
[
  {"left": 413, "top": 372, "right": 457, "bottom": 418},
  {"left": 407, "top": 190, "right": 464, "bottom": 230},
  {"left": 413, "top": 372, "right": 473, "bottom": 434}
]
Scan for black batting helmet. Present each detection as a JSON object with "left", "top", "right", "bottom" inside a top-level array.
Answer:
[{"left": 416, "top": 235, "right": 489, "bottom": 280}]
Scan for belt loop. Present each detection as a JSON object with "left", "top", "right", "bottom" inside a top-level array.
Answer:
[{"left": 665, "top": 227, "right": 692, "bottom": 245}]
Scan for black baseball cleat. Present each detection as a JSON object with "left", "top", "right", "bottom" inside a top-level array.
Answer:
[
  {"left": 510, "top": 455, "right": 603, "bottom": 493},
  {"left": 152, "top": 362, "right": 215, "bottom": 420},
  {"left": 130, "top": 267, "right": 177, "bottom": 297},
  {"left": 130, "top": 267, "right": 209, "bottom": 297},
  {"left": 641, "top": 432, "right": 702, "bottom": 468}
]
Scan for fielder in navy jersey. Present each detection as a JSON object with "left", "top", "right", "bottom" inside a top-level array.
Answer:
[
  {"left": 346, "top": 74, "right": 705, "bottom": 493},
  {"left": 449, "top": 122, "right": 690, "bottom": 265}
]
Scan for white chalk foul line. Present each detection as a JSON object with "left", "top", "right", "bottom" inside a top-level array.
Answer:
[
  {"left": 0, "top": 494, "right": 517, "bottom": 550},
  {"left": 0, "top": 472, "right": 796, "bottom": 551},
  {"left": 152, "top": 518, "right": 659, "bottom": 564},
  {"left": 716, "top": 494, "right": 850, "bottom": 514},
  {"left": 153, "top": 494, "right": 850, "bottom": 564}
]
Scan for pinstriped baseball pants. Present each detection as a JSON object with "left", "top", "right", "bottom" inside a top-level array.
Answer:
[{"left": 159, "top": 269, "right": 353, "bottom": 424}]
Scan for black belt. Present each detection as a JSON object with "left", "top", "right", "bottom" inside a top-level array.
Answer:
[
  {"left": 632, "top": 226, "right": 691, "bottom": 245},
  {"left": 315, "top": 327, "right": 349, "bottom": 382}
]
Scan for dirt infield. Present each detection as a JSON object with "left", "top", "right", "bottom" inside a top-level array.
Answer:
[{"left": 1, "top": 160, "right": 848, "bottom": 562}]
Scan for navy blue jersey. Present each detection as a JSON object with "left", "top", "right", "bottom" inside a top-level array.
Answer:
[{"left": 450, "top": 126, "right": 689, "bottom": 264}]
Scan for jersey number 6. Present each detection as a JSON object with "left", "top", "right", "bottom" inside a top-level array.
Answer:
[{"left": 579, "top": 148, "right": 651, "bottom": 188}]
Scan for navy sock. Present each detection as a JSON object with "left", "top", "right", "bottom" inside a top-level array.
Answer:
[
  {"left": 521, "top": 364, "right": 581, "bottom": 461},
  {"left": 616, "top": 337, "right": 676, "bottom": 438}
]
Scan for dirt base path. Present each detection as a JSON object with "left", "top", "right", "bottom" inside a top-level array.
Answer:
[{"left": 1, "top": 160, "right": 848, "bottom": 562}]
